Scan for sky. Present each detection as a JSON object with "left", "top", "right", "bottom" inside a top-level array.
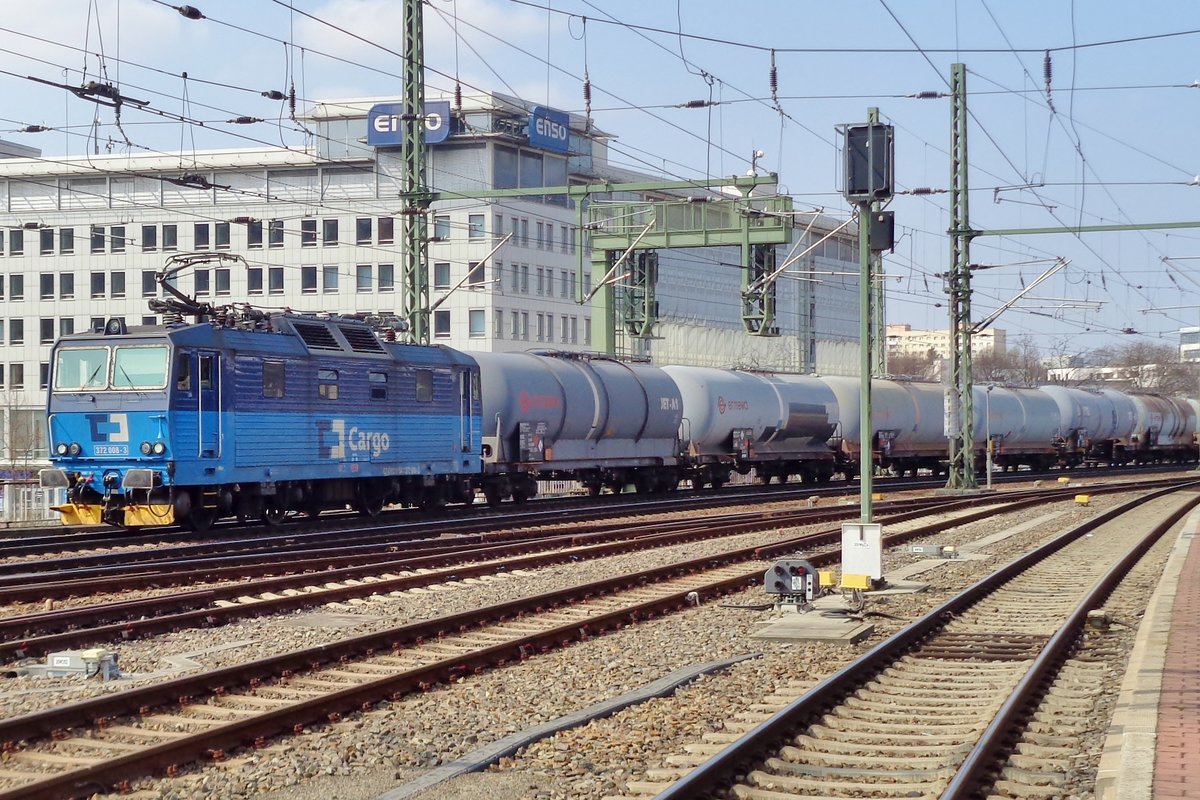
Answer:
[{"left": 1, "top": 0, "right": 1199, "bottom": 357}]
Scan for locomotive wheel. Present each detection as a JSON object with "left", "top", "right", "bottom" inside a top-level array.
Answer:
[
  {"left": 261, "top": 505, "right": 288, "bottom": 526},
  {"left": 188, "top": 506, "right": 218, "bottom": 533},
  {"left": 355, "top": 487, "right": 386, "bottom": 518},
  {"left": 483, "top": 485, "right": 503, "bottom": 507}
]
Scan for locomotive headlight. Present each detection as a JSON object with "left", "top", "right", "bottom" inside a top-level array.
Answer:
[
  {"left": 152, "top": 442, "right": 167, "bottom": 455},
  {"left": 55, "top": 443, "right": 69, "bottom": 456},
  {"left": 67, "top": 442, "right": 82, "bottom": 456},
  {"left": 139, "top": 441, "right": 153, "bottom": 455}
]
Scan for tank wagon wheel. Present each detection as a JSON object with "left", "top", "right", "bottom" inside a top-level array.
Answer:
[{"left": 587, "top": 484, "right": 602, "bottom": 497}]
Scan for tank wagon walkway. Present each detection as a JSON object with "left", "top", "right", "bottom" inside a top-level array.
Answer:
[{"left": 1098, "top": 505, "right": 1200, "bottom": 799}]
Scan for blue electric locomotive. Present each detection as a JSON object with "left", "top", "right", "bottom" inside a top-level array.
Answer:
[{"left": 40, "top": 313, "right": 481, "bottom": 530}]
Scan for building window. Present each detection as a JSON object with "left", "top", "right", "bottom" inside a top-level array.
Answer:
[
  {"left": 317, "top": 368, "right": 339, "bottom": 400},
  {"left": 509, "top": 262, "right": 520, "bottom": 292},
  {"left": 142, "top": 316, "right": 157, "bottom": 326},
  {"left": 356, "top": 217, "right": 372, "bottom": 245},
  {"left": 142, "top": 225, "right": 157, "bottom": 251},
  {"left": 378, "top": 217, "right": 394, "bottom": 244},
  {"left": 433, "top": 215, "right": 450, "bottom": 240},
  {"left": 561, "top": 224, "right": 569, "bottom": 253},
  {"left": 268, "top": 267, "right": 284, "bottom": 294},
  {"left": 0, "top": 229, "right": 4, "bottom": 256},
  {"left": 247, "top": 220, "right": 263, "bottom": 248},
  {"left": 570, "top": 315, "right": 578, "bottom": 343},
  {"left": 494, "top": 309, "right": 503, "bottom": 339},
  {"left": 494, "top": 214, "right": 504, "bottom": 243},
  {"left": 510, "top": 216, "right": 519, "bottom": 245},
  {"left": 561, "top": 315, "right": 569, "bottom": 343},
  {"left": 215, "top": 222, "right": 230, "bottom": 249},
  {"left": 521, "top": 311, "right": 528, "bottom": 340},
  {"left": 369, "top": 371, "right": 387, "bottom": 400},
  {"left": 584, "top": 317, "right": 591, "bottom": 345},
  {"left": 468, "top": 261, "right": 484, "bottom": 287},
  {"left": 536, "top": 312, "right": 545, "bottom": 342},
  {"left": 468, "top": 214, "right": 485, "bottom": 239},
  {"left": 39, "top": 362, "right": 49, "bottom": 390},
  {"left": 356, "top": 264, "right": 372, "bottom": 293},
  {"left": 111, "top": 226, "right": 126, "bottom": 253},
  {"left": 91, "top": 225, "right": 105, "bottom": 254},
  {"left": 536, "top": 221, "right": 544, "bottom": 248},
  {"left": 434, "top": 310, "right": 450, "bottom": 338},
  {"left": 163, "top": 224, "right": 178, "bottom": 251},
  {"left": 40, "top": 228, "right": 54, "bottom": 254},
  {"left": 59, "top": 272, "right": 74, "bottom": 299},
  {"left": 301, "top": 266, "right": 317, "bottom": 294},
  {"left": 142, "top": 270, "right": 157, "bottom": 297},
  {"left": 510, "top": 310, "right": 519, "bottom": 338},
  {"left": 520, "top": 218, "right": 529, "bottom": 247},
  {"left": 545, "top": 225, "right": 553, "bottom": 251},
  {"left": 248, "top": 267, "right": 263, "bottom": 295},
  {"left": 214, "top": 268, "right": 230, "bottom": 296},
  {"left": 468, "top": 309, "right": 485, "bottom": 338},
  {"left": 39, "top": 273, "right": 54, "bottom": 300},
  {"left": 520, "top": 264, "right": 529, "bottom": 293},
  {"left": 434, "top": 262, "right": 451, "bottom": 290},
  {"left": 378, "top": 263, "right": 394, "bottom": 292},
  {"left": 111, "top": 271, "right": 126, "bottom": 299},
  {"left": 59, "top": 317, "right": 75, "bottom": 337},
  {"left": 194, "top": 268, "right": 209, "bottom": 296},
  {"left": 39, "top": 318, "right": 54, "bottom": 344},
  {"left": 322, "top": 265, "right": 339, "bottom": 293},
  {"left": 10, "top": 274, "right": 23, "bottom": 300},
  {"left": 301, "top": 218, "right": 317, "bottom": 247},
  {"left": 90, "top": 317, "right": 104, "bottom": 333},
  {"left": 10, "top": 319, "right": 24, "bottom": 345},
  {"left": 194, "top": 223, "right": 210, "bottom": 249},
  {"left": 322, "top": 218, "right": 338, "bottom": 246},
  {"left": 10, "top": 229, "right": 23, "bottom": 255},
  {"left": 561, "top": 270, "right": 570, "bottom": 298},
  {"left": 10, "top": 363, "right": 24, "bottom": 389},
  {"left": 90, "top": 272, "right": 106, "bottom": 299},
  {"left": 59, "top": 228, "right": 74, "bottom": 254},
  {"left": 269, "top": 219, "right": 284, "bottom": 247}
]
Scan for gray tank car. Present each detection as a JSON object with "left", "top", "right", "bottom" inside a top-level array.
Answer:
[
  {"left": 662, "top": 367, "right": 838, "bottom": 487},
  {"left": 820, "top": 377, "right": 948, "bottom": 477},
  {"left": 1126, "top": 393, "right": 1196, "bottom": 460},
  {"left": 1039, "top": 385, "right": 1136, "bottom": 465},
  {"left": 973, "top": 385, "right": 1060, "bottom": 470},
  {"left": 471, "top": 351, "right": 684, "bottom": 503}
]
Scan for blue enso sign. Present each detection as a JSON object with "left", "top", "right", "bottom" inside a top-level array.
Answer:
[
  {"left": 528, "top": 106, "right": 570, "bottom": 153},
  {"left": 367, "top": 101, "right": 452, "bottom": 147}
]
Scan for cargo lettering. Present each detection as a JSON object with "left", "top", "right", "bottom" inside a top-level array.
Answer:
[{"left": 320, "top": 419, "right": 391, "bottom": 459}]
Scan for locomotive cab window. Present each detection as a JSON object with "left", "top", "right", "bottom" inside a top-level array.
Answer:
[
  {"left": 112, "top": 345, "right": 168, "bottom": 390},
  {"left": 318, "top": 369, "right": 339, "bottom": 400},
  {"left": 415, "top": 369, "right": 433, "bottom": 402},
  {"left": 198, "top": 355, "right": 215, "bottom": 391},
  {"left": 369, "top": 370, "right": 387, "bottom": 400},
  {"left": 53, "top": 346, "right": 109, "bottom": 391},
  {"left": 263, "top": 360, "right": 285, "bottom": 398},
  {"left": 175, "top": 353, "right": 192, "bottom": 392}
]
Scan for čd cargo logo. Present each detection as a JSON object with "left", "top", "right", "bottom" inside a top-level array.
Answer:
[
  {"left": 717, "top": 396, "right": 749, "bottom": 415},
  {"left": 319, "top": 419, "right": 391, "bottom": 459}
]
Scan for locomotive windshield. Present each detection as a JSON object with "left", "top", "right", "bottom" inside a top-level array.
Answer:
[
  {"left": 53, "top": 347, "right": 110, "bottom": 391},
  {"left": 53, "top": 345, "right": 169, "bottom": 392}
]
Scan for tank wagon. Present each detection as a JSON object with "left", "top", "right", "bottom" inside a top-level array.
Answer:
[
  {"left": 664, "top": 367, "right": 838, "bottom": 486},
  {"left": 973, "top": 385, "right": 1060, "bottom": 471},
  {"left": 40, "top": 314, "right": 481, "bottom": 530},
  {"left": 472, "top": 351, "right": 683, "bottom": 503}
]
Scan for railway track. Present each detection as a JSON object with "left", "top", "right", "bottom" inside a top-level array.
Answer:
[
  {"left": 629, "top": 482, "right": 1199, "bottom": 800},
  {"left": 0, "top": 480, "right": 1185, "bottom": 797},
  {"left": 5, "top": 476, "right": 1165, "bottom": 664}
]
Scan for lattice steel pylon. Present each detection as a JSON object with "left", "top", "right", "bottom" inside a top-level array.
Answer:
[
  {"left": 946, "top": 63, "right": 977, "bottom": 489},
  {"left": 401, "top": 0, "right": 433, "bottom": 342}
]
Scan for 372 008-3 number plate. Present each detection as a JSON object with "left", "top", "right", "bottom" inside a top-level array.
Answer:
[{"left": 94, "top": 445, "right": 129, "bottom": 456}]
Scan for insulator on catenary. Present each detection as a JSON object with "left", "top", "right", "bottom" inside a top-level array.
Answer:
[
  {"left": 261, "top": 89, "right": 286, "bottom": 101},
  {"left": 454, "top": 83, "right": 462, "bottom": 112},
  {"left": 769, "top": 49, "right": 778, "bottom": 102},
  {"left": 176, "top": 4, "right": 204, "bottom": 20}
]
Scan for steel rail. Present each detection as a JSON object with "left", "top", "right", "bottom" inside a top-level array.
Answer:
[{"left": 653, "top": 480, "right": 1200, "bottom": 799}]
